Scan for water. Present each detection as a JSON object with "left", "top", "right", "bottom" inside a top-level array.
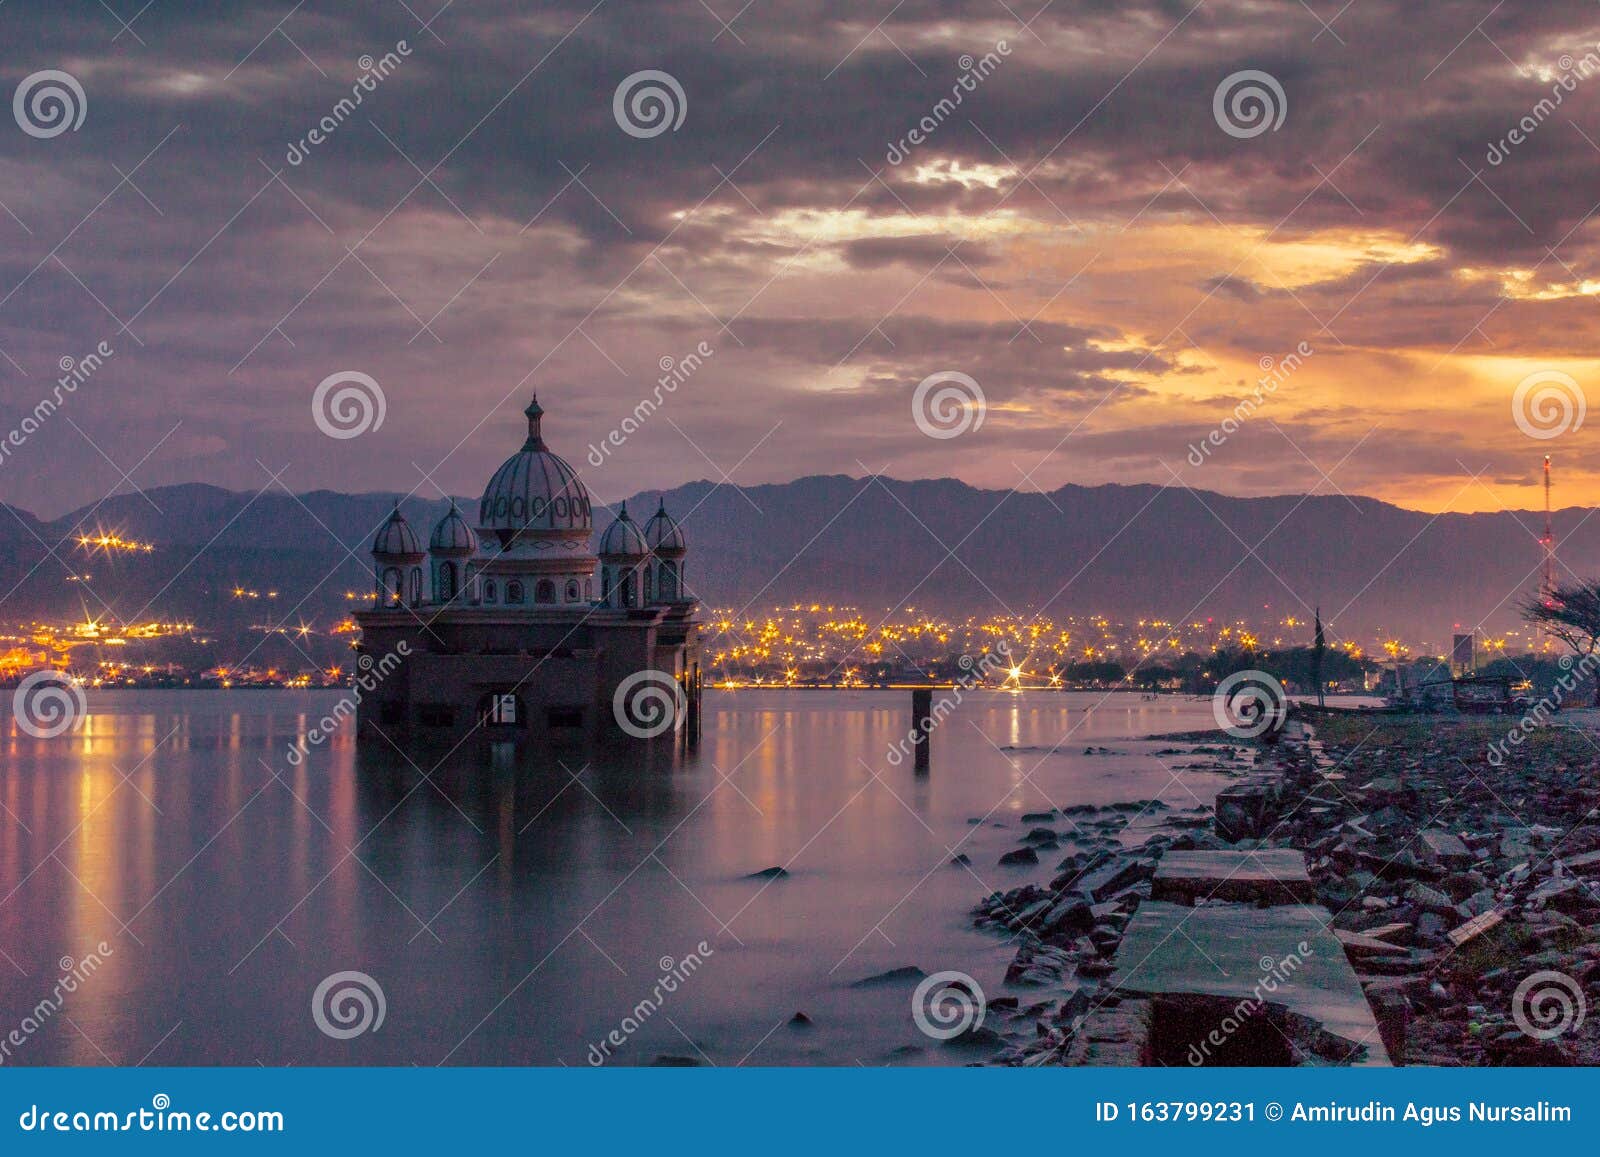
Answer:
[{"left": 1, "top": 688, "right": 1249, "bottom": 1067}]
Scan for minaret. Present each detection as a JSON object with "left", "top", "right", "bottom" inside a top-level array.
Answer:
[{"left": 523, "top": 394, "right": 546, "bottom": 450}]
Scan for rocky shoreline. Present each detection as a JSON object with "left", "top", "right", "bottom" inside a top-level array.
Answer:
[{"left": 968, "top": 713, "right": 1600, "bottom": 1066}]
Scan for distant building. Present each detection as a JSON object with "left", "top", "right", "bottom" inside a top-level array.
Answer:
[
  {"left": 353, "top": 396, "right": 700, "bottom": 746},
  {"left": 1451, "top": 632, "right": 1475, "bottom": 678}
]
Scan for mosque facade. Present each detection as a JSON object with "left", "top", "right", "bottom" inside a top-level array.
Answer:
[{"left": 353, "top": 396, "right": 701, "bottom": 746}]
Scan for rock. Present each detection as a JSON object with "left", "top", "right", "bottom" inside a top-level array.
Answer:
[
  {"left": 1021, "top": 811, "right": 1056, "bottom": 823},
  {"left": 949, "top": 853, "right": 971, "bottom": 867},
  {"left": 1043, "top": 898, "right": 1095, "bottom": 936},
  {"left": 1022, "top": 827, "right": 1059, "bottom": 845},
  {"left": 1418, "top": 830, "right": 1472, "bottom": 869},
  {"left": 789, "top": 1012, "right": 812, "bottom": 1026},
  {"left": 999, "top": 847, "right": 1040, "bottom": 867},
  {"left": 850, "top": 966, "right": 926, "bottom": 988},
  {"left": 745, "top": 866, "right": 789, "bottom": 880}
]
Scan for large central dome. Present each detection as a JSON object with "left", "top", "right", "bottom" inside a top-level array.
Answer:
[{"left": 478, "top": 396, "right": 592, "bottom": 533}]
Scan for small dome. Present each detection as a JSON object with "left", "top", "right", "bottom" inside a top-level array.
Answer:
[
  {"left": 644, "top": 498, "right": 686, "bottom": 556},
  {"left": 429, "top": 501, "right": 477, "bottom": 553},
  {"left": 372, "top": 505, "right": 424, "bottom": 558},
  {"left": 478, "top": 395, "right": 592, "bottom": 534},
  {"left": 598, "top": 503, "right": 649, "bottom": 558}
]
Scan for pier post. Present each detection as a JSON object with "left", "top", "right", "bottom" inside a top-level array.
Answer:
[{"left": 911, "top": 688, "right": 932, "bottom": 771}]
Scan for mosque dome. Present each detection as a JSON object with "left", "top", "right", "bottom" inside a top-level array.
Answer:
[
  {"left": 372, "top": 505, "right": 424, "bottom": 558},
  {"left": 477, "top": 396, "right": 592, "bottom": 534},
  {"left": 429, "top": 501, "right": 477, "bottom": 554},
  {"left": 644, "top": 499, "right": 686, "bottom": 557},
  {"left": 597, "top": 503, "right": 649, "bottom": 558}
]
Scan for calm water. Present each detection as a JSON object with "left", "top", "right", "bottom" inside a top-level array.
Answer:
[{"left": 1, "top": 688, "right": 1247, "bottom": 1067}]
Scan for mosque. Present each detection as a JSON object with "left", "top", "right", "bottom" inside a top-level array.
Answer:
[{"left": 352, "top": 396, "right": 701, "bottom": 746}]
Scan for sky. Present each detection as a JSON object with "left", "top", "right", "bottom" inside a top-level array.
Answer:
[{"left": 2, "top": 0, "right": 1599, "bottom": 519}]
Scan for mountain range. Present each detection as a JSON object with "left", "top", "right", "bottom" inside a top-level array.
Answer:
[{"left": 0, "top": 476, "right": 1581, "bottom": 646}]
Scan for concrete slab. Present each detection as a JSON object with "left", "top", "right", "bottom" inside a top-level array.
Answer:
[
  {"left": 1109, "top": 901, "right": 1390, "bottom": 1066},
  {"left": 1151, "top": 849, "right": 1315, "bottom": 906}
]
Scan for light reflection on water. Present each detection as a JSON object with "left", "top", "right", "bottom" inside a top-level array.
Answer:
[{"left": 1, "top": 688, "right": 1250, "bottom": 1067}]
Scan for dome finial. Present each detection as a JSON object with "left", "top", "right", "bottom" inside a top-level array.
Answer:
[{"left": 523, "top": 394, "right": 546, "bottom": 450}]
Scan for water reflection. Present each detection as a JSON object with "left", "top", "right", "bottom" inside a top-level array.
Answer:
[{"left": 1, "top": 688, "right": 1239, "bottom": 1067}]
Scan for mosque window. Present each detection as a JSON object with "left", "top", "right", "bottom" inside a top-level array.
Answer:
[
  {"left": 507, "top": 581, "right": 524, "bottom": 603},
  {"left": 536, "top": 579, "right": 555, "bottom": 603},
  {"left": 484, "top": 580, "right": 497, "bottom": 603},
  {"left": 565, "top": 579, "right": 580, "bottom": 602}
]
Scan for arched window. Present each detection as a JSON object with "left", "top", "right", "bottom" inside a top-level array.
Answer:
[
  {"left": 565, "top": 579, "right": 580, "bottom": 602},
  {"left": 536, "top": 579, "right": 555, "bottom": 604},
  {"left": 600, "top": 570, "right": 611, "bottom": 604},
  {"left": 620, "top": 572, "right": 635, "bottom": 608},
  {"left": 409, "top": 568, "right": 422, "bottom": 606},
  {"left": 438, "top": 562, "right": 456, "bottom": 602},
  {"left": 484, "top": 580, "right": 497, "bottom": 604},
  {"left": 383, "top": 567, "right": 403, "bottom": 604},
  {"left": 659, "top": 561, "right": 677, "bottom": 601},
  {"left": 507, "top": 581, "right": 524, "bottom": 604},
  {"left": 644, "top": 569, "right": 654, "bottom": 604},
  {"left": 584, "top": 578, "right": 593, "bottom": 601}
]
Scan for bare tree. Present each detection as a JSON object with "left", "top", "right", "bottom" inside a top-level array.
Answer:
[{"left": 1521, "top": 582, "right": 1600, "bottom": 705}]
